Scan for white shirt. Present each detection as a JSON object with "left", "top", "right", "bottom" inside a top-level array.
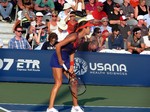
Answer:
[
  {"left": 52, "top": 28, "right": 69, "bottom": 42},
  {"left": 144, "top": 14, "right": 150, "bottom": 28},
  {"left": 143, "top": 36, "right": 150, "bottom": 47},
  {"left": 0, "top": 38, "right": 3, "bottom": 47},
  {"left": 100, "top": 26, "right": 112, "bottom": 33},
  {"left": 58, "top": 11, "right": 69, "bottom": 21}
]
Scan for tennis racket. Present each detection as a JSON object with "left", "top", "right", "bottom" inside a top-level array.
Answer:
[{"left": 62, "top": 64, "right": 86, "bottom": 98}]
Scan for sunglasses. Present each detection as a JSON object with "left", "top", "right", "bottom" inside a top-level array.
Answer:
[
  {"left": 97, "top": 31, "right": 101, "bottom": 33},
  {"left": 16, "top": 30, "right": 23, "bottom": 33},
  {"left": 52, "top": 15, "right": 57, "bottom": 17}
]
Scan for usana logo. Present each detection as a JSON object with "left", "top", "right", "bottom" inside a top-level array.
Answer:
[{"left": 73, "top": 57, "right": 128, "bottom": 76}]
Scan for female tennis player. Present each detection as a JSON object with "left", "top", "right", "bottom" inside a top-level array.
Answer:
[{"left": 46, "top": 21, "right": 93, "bottom": 112}]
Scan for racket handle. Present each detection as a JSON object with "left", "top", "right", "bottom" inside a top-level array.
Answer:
[{"left": 62, "top": 64, "right": 68, "bottom": 71}]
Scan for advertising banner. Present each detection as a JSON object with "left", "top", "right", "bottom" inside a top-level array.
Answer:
[{"left": 0, "top": 49, "right": 150, "bottom": 86}]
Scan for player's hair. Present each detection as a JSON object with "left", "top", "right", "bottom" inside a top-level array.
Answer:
[{"left": 74, "top": 21, "right": 89, "bottom": 33}]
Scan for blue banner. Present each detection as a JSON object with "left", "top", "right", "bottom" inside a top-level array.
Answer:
[{"left": 0, "top": 49, "right": 150, "bottom": 87}]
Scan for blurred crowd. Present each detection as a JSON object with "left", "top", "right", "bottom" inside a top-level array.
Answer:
[{"left": 0, "top": 0, "right": 150, "bottom": 54}]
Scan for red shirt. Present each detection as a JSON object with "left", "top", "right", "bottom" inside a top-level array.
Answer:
[
  {"left": 85, "top": 3, "right": 97, "bottom": 12},
  {"left": 92, "top": 10, "right": 107, "bottom": 20},
  {"left": 67, "top": 20, "right": 78, "bottom": 34},
  {"left": 130, "top": 0, "right": 139, "bottom": 8}
]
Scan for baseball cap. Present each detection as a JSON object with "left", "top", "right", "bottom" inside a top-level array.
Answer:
[
  {"left": 120, "top": 15, "right": 127, "bottom": 21},
  {"left": 101, "top": 17, "right": 109, "bottom": 22},
  {"left": 36, "top": 12, "right": 44, "bottom": 17},
  {"left": 96, "top": 2, "right": 104, "bottom": 7},
  {"left": 137, "top": 15, "right": 144, "bottom": 20}
]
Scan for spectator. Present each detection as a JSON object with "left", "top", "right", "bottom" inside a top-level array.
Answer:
[
  {"left": 143, "top": 35, "right": 150, "bottom": 51},
  {"left": 118, "top": 15, "right": 131, "bottom": 49},
  {"left": 54, "top": 0, "right": 64, "bottom": 13},
  {"left": 28, "top": 12, "right": 46, "bottom": 47},
  {"left": 121, "top": 0, "right": 134, "bottom": 19},
  {"left": 144, "top": 6, "right": 150, "bottom": 28},
  {"left": 92, "top": 2, "right": 107, "bottom": 26},
  {"left": 33, "top": 24, "right": 48, "bottom": 49},
  {"left": 132, "top": 15, "right": 148, "bottom": 37},
  {"left": 47, "top": 10, "right": 59, "bottom": 33},
  {"left": 109, "top": 3, "right": 122, "bottom": 30},
  {"left": 108, "top": 26, "right": 124, "bottom": 50},
  {"left": 41, "top": 32, "right": 58, "bottom": 50},
  {"left": 0, "top": 0, "right": 13, "bottom": 23},
  {"left": 85, "top": 0, "right": 97, "bottom": 14},
  {"left": 34, "top": 0, "right": 55, "bottom": 15},
  {"left": 100, "top": 17, "right": 112, "bottom": 34},
  {"left": 8, "top": 25, "right": 31, "bottom": 49},
  {"left": 29, "top": 12, "right": 45, "bottom": 34},
  {"left": 66, "top": 11, "right": 78, "bottom": 34},
  {"left": 103, "top": 0, "right": 115, "bottom": 16},
  {"left": 17, "top": 0, "right": 34, "bottom": 10},
  {"left": 58, "top": 3, "right": 71, "bottom": 21},
  {"left": 127, "top": 27, "right": 145, "bottom": 54},
  {"left": 67, "top": 0, "right": 86, "bottom": 17},
  {"left": 78, "top": 40, "right": 99, "bottom": 52},
  {"left": 13, "top": 2, "right": 35, "bottom": 31},
  {"left": 0, "top": 38, "right": 3, "bottom": 48},
  {"left": 134, "top": 0, "right": 148, "bottom": 19},
  {"left": 99, "top": 17, "right": 112, "bottom": 49},
  {"left": 90, "top": 27, "right": 101, "bottom": 47},
  {"left": 52, "top": 19, "right": 68, "bottom": 42}
]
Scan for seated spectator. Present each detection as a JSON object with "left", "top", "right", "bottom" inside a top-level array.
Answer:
[
  {"left": 118, "top": 15, "right": 131, "bottom": 49},
  {"left": 28, "top": 12, "right": 46, "bottom": 46},
  {"left": 58, "top": 3, "right": 71, "bottom": 21},
  {"left": 108, "top": 3, "right": 122, "bottom": 30},
  {"left": 108, "top": 26, "right": 124, "bottom": 50},
  {"left": 34, "top": 0, "right": 55, "bottom": 15},
  {"left": 92, "top": 2, "right": 107, "bottom": 26},
  {"left": 142, "top": 28, "right": 150, "bottom": 50},
  {"left": 134, "top": 0, "right": 148, "bottom": 19},
  {"left": 144, "top": 6, "right": 150, "bottom": 28},
  {"left": 47, "top": 10, "right": 59, "bottom": 33},
  {"left": 132, "top": 15, "right": 148, "bottom": 37},
  {"left": 100, "top": 17, "right": 112, "bottom": 34},
  {"left": 32, "top": 24, "right": 48, "bottom": 49},
  {"left": 140, "top": 29, "right": 150, "bottom": 54},
  {"left": 121, "top": 0, "right": 134, "bottom": 19},
  {"left": 13, "top": 2, "right": 35, "bottom": 31},
  {"left": 99, "top": 17, "right": 112, "bottom": 49},
  {"left": 85, "top": 0, "right": 97, "bottom": 14},
  {"left": 127, "top": 27, "right": 145, "bottom": 54},
  {"left": 17, "top": 0, "right": 34, "bottom": 10},
  {"left": 66, "top": 11, "right": 78, "bottom": 34},
  {"left": 90, "top": 27, "right": 101, "bottom": 47},
  {"left": 52, "top": 19, "right": 68, "bottom": 42},
  {"left": 78, "top": 40, "right": 99, "bottom": 52},
  {"left": 103, "top": 0, "right": 115, "bottom": 16},
  {"left": 29, "top": 12, "right": 45, "bottom": 34},
  {"left": 54, "top": 0, "right": 64, "bottom": 13},
  {"left": 67, "top": 0, "right": 86, "bottom": 17},
  {"left": 41, "top": 32, "right": 58, "bottom": 50},
  {"left": 0, "top": 38, "right": 3, "bottom": 48},
  {"left": 8, "top": 25, "right": 31, "bottom": 49},
  {"left": 0, "top": 0, "right": 13, "bottom": 23}
]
